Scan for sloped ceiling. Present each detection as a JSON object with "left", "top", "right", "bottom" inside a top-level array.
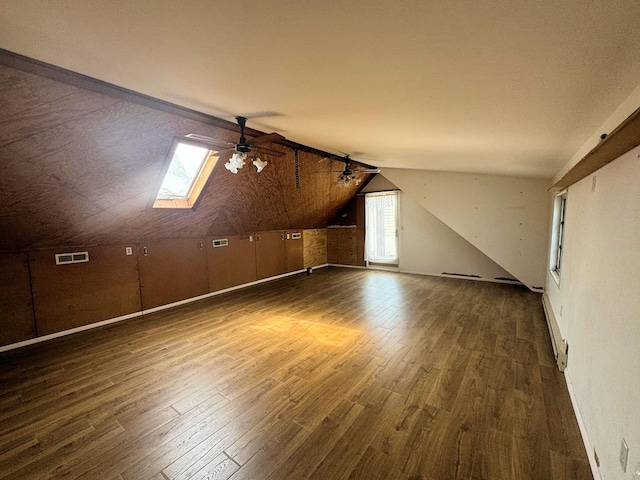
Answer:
[
  {"left": 0, "top": 63, "right": 367, "bottom": 251},
  {"left": 1, "top": 1, "right": 639, "bottom": 178}
]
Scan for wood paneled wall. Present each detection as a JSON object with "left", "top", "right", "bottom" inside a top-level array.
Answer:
[
  {"left": 0, "top": 230, "right": 306, "bottom": 347},
  {"left": 0, "top": 62, "right": 370, "bottom": 251},
  {"left": 285, "top": 231, "right": 304, "bottom": 273},
  {"left": 138, "top": 238, "right": 209, "bottom": 310},
  {"left": 254, "top": 230, "right": 303, "bottom": 279},
  {"left": 30, "top": 245, "right": 142, "bottom": 336},
  {"left": 0, "top": 253, "right": 35, "bottom": 345},
  {"left": 207, "top": 234, "right": 257, "bottom": 292},
  {"left": 327, "top": 227, "right": 358, "bottom": 265},
  {"left": 0, "top": 53, "right": 371, "bottom": 348},
  {"left": 302, "top": 228, "right": 327, "bottom": 268},
  {"left": 327, "top": 195, "right": 366, "bottom": 266}
]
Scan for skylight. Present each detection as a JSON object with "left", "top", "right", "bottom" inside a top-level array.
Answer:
[{"left": 152, "top": 139, "right": 219, "bottom": 209}]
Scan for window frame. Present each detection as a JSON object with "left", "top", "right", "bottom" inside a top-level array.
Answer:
[
  {"left": 549, "top": 190, "right": 568, "bottom": 285},
  {"left": 151, "top": 137, "right": 220, "bottom": 209},
  {"left": 365, "top": 191, "right": 399, "bottom": 266}
]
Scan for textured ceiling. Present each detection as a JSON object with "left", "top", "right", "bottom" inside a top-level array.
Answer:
[{"left": 1, "top": 1, "right": 639, "bottom": 178}]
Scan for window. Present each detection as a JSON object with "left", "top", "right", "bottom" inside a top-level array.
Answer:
[
  {"left": 549, "top": 191, "right": 567, "bottom": 284},
  {"left": 152, "top": 138, "right": 219, "bottom": 209},
  {"left": 365, "top": 192, "right": 399, "bottom": 265}
]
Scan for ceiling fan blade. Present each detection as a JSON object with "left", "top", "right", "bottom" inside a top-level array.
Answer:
[
  {"left": 253, "top": 145, "right": 285, "bottom": 157},
  {"left": 322, "top": 169, "right": 379, "bottom": 174},
  {"left": 184, "top": 134, "right": 234, "bottom": 149},
  {"left": 214, "top": 147, "right": 235, "bottom": 158},
  {"left": 250, "top": 132, "right": 285, "bottom": 145}
]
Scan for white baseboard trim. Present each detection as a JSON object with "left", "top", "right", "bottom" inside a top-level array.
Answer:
[
  {"left": 564, "top": 369, "right": 601, "bottom": 480},
  {"left": 325, "top": 265, "right": 525, "bottom": 287},
  {"left": 143, "top": 268, "right": 307, "bottom": 315},
  {"left": 0, "top": 311, "right": 144, "bottom": 353},
  {"left": 307, "top": 263, "right": 329, "bottom": 270},
  {"left": 399, "top": 269, "right": 524, "bottom": 286},
  {"left": 327, "top": 263, "right": 368, "bottom": 269},
  {"left": 0, "top": 268, "right": 307, "bottom": 353},
  {"left": 366, "top": 264, "right": 400, "bottom": 272}
]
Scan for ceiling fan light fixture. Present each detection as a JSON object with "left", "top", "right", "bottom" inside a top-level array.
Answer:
[
  {"left": 252, "top": 157, "right": 268, "bottom": 173},
  {"left": 336, "top": 171, "right": 361, "bottom": 187},
  {"left": 224, "top": 151, "right": 247, "bottom": 174}
]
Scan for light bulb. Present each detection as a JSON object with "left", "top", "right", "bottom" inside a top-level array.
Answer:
[
  {"left": 253, "top": 157, "right": 268, "bottom": 173},
  {"left": 224, "top": 161, "right": 238, "bottom": 174}
]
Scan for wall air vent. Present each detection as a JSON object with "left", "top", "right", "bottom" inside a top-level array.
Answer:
[
  {"left": 55, "top": 251, "right": 89, "bottom": 265},
  {"left": 212, "top": 239, "right": 229, "bottom": 248},
  {"left": 291, "top": 233, "right": 302, "bottom": 240}
]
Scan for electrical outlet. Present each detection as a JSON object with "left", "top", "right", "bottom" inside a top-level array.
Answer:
[
  {"left": 620, "top": 438, "right": 629, "bottom": 472},
  {"left": 125, "top": 247, "right": 133, "bottom": 256}
]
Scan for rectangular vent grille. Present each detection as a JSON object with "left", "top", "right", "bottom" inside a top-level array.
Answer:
[
  {"left": 291, "top": 232, "right": 302, "bottom": 240},
  {"left": 212, "top": 238, "right": 229, "bottom": 247},
  {"left": 55, "top": 251, "right": 89, "bottom": 265}
]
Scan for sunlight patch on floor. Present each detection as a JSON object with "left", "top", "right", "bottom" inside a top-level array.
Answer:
[{"left": 251, "top": 316, "right": 361, "bottom": 347}]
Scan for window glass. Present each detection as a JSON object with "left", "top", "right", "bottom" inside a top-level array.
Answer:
[
  {"left": 152, "top": 139, "right": 219, "bottom": 209},
  {"left": 157, "top": 143, "right": 210, "bottom": 200}
]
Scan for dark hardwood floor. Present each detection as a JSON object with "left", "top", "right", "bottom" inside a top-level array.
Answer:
[{"left": 0, "top": 268, "right": 591, "bottom": 479}]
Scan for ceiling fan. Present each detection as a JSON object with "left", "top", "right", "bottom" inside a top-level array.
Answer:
[
  {"left": 329, "top": 155, "right": 380, "bottom": 187},
  {"left": 186, "top": 116, "right": 285, "bottom": 174}
]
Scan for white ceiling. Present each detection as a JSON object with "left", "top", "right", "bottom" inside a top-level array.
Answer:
[{"left": 1, "top": 1, "right": 639, "bottom": 178}]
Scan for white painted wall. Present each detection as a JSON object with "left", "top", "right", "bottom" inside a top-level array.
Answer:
[
  {"left": 362, "top": 175, "right": 398, "bottom": 193},
  {"left": 398, "top": 192, "right": 515, "bottom": 281},
  {"left": 545, "top": 144, "right": 640, "bottom": 480},
  {"left": 362, "top": 175, "right": 515, "bottom": 282},
  {"left": 380, "top": 169, "right": 550, "bottom": 290}
]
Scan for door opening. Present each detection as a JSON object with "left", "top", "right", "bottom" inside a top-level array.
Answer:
[{"left": 365, "top": 192, "right": 398, "bottom": 266}]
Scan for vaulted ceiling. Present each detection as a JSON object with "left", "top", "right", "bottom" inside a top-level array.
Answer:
[{"left": 1, "top": 1, "right": 639, "bottom": 178}]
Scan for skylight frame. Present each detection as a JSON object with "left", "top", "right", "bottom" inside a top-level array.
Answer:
[{"left": 151, "top": 137, "right": 220, "bottom": 209}]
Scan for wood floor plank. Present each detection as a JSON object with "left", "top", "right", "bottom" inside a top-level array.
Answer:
[
  {"left": 347, "top": 445, "right": 402, "bottom": 480},
  {"left": 308, "top": 389, "right": 399, "bottom": 480},
  {"left": 265, "top": 399, "right": 364, "bottom": 480},
  {"left": 512, "top": 390, "right": 552, "bottom": 480},
  {"left": 0, "top": 268, "right": 591, "bottom": 480}
]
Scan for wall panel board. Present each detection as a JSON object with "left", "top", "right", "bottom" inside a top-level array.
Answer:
[
  {"left": 327, "top": 227, "right": 358, "bottom": 265},
  {"left": 255, "top": 231, "right": 287, "bottom": 280},
  {"left": 302, "top": 228, "right": 327, "bottom": 268},
  {"left": 285, "top": 230, "right": 304, "bottom": 272},
  {"left": 30, "top": 245, "right": 141, "bottom": 336},
  {"left": 138, "top": 238, "right": 209, "bottom": 310},
  {"left": 0, "top": 252, "right": 36, "bottom": 346},
  {"left": 207, "top": 234, "right": 257, "bottom": 292}
]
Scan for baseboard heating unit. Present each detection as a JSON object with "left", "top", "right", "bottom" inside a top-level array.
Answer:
[{"left": 542, "top": 294, "right": 569, "bottom": 371}]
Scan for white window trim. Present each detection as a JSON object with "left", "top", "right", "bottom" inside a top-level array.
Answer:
[
  {"left": 364, "top": 191, "right": 400, "bottom": 266},
  {"left": 549, "top": 190, "right": 568, "bottom": 286}
]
